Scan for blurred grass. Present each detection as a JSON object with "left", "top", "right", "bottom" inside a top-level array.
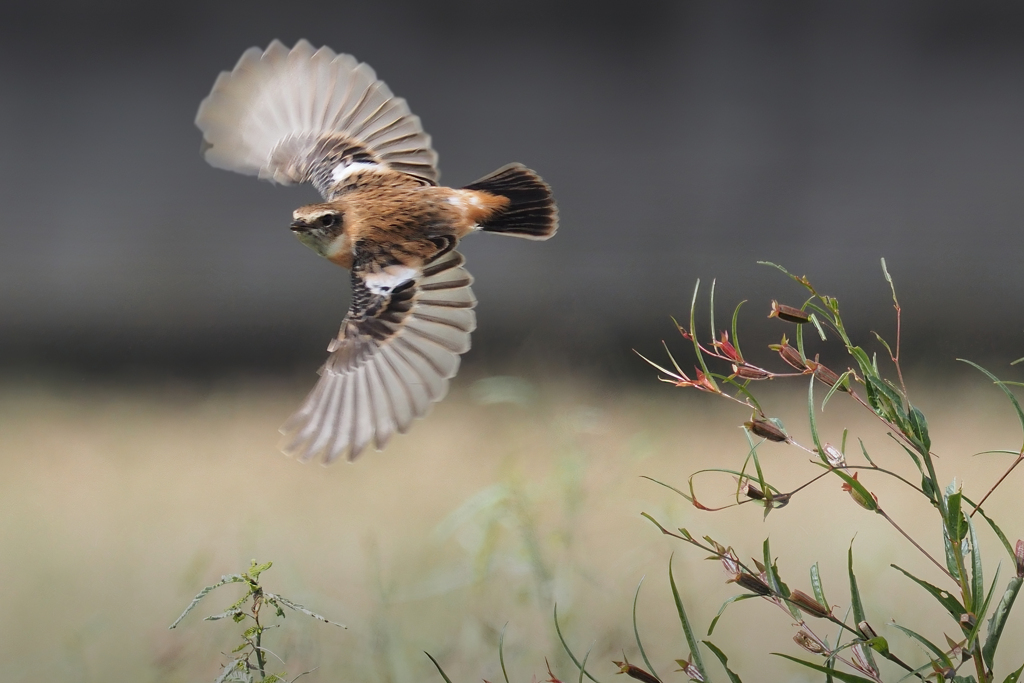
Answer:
[{"left": 0, "top": 375, "right": 1021, "bottom": 682}]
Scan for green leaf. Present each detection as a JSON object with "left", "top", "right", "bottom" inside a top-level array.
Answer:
[
  {"left": 688, "top": 281, "right": 718, "bottom": 392},
  {"left": 967, "top": 514, "right": 984, "bottom": 612},
  {"left": 701, "top": 641, "right": 743, "bottom": 683},
  {"left": 833, "top": 469, "right": 878, "bottom": 513},
  {"left": 577, "top": 644, "right": 594, "bottom": 683},
  {"left": 958, "top": 359, "right": 1024, "bottom": 450},
  {"left": 966, "top": 564, "right": 1002, "bottom": 647},
  {"left": 632, "top": 578, "right": 661, "bottom": 682},
  {"left": 1002, "top": 662, "right": 1024, "bottom": 683},
  {"left": 807, "top": 376, "right": 824, "bottom": 455},
  {"left": 946, "top": 484, "right": 968, "bottom": 544},
  {"left": 499, "top": 622, "right": 511, "bottom": 683},
  {"left": 848, "top": 544, "right": 878, "bottom": 673},
  {"left": 707, "top": 594, "right": 757, "bottom": 636},
  {"left": 425, "top": 652, "right": 455, "bottom": 683},
  {"left": 771, "top": 654, "right": 876, "bottom": 683},
  {"left": 730, "top": 300, "right": 747, "bottom": 362},
  {"left": 168, "top": 573, "right": 247, "bottom": 629},
  {"left": 965, "top": 495, "right": 1017, "bottom": 562},
  {"left": 810, "top": 563, "right": 828, "bottom": 609},
  {"left": 264, "top": 592, "right": 344, "bottom": 627},
  {"left": 908, "top": 406, "right": 931, "bottom": 452},
  {"left": 553, "top": 604, "right": 603, "bottom": 683},
  {"left": 944, "top": 525, "right": 964, "bottom": 582},
  {"left": 890, "top": 564, "right": 966, "bottom": 621},
  {"left": 762, "top": 538, "right": 798, "bottom": 621},
  {"left": 808, "top": 313, "right": 827, "bottom": 341},
  {"left": 984, "top": 575, "right": 1023, "bottom": 670},
  {"left": 669, "top": 555, "right": 710, "bottom": 682},
  {"left": 889, "top": 623, "right": 953, "bottom": 668}
]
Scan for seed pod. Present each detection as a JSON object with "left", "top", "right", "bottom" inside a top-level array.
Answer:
[
  {"left": 790, "top": 590, "right": 831, "bottom": 618},
  {"left": 734, "top": 572, "right": 772, "bottom": 596},
  {"left": 613, "top": 661, "right": 660, "bottom": 683},
  {"left": 733, "top": 363, "right": 771, "bottom": 380},
  {"left": 822, "top": 443, "right": 846, "bottom": 468},
  {"left": 806, "top": 359, "right": 850, "bottom": 392},
  {"left": 744, "top": 418, "right": 789, "bottom": 443},
  {"left": 769, "top": 301, "right": 810, "bottom": 324},
  {"left": 1016, "top": 539, "right": 1024, "bottom": 578},
  {"left": 768, "top": 338, "right": 806, "bottom": 370},
  {"left": 793, "top": 631, "right": 826, "bottom": 655}
]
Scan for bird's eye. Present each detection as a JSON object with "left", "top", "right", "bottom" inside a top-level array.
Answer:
[{"left": 320, "top": 214, "right": 339, "bottom": 229}]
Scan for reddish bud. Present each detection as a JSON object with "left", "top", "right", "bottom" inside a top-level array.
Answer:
[
  {"left": 790, "top": 590, "right": 832, "bottom": 618},
  {"left": 841, "top": 472, "right": 879, "bottom": 510},
  {"left": 744, "top": 418, "right": 789, "bottom": 443},
  {"left": 714, "top": 331, "right": 741, "bottom": 361},
  {"left": 1016, "top": 539, "right": 1024, "bottom": 578},
  {"left": 793, "top": 631, "right": 826, "bottom": 655},
  {"left": 769, "top": 301, "right": 810, "bottom": 324}
]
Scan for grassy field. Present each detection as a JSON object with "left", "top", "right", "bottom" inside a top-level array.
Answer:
[{"left": 0, "top": 374, "right": 1021, "bottom": 682}]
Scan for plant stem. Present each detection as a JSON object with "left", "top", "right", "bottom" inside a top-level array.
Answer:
[
  {"left": 970, "top": 451, "right": 1024, "bottom": 517},
  {"left": 877, "top": 509, "right": 954, "bottom": 581}
]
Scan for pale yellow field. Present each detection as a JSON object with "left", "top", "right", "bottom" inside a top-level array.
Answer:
[{"left": 0, "top": 375, "right": 1021, "bottom": 682}]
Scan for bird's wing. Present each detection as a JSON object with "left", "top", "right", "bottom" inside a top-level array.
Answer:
[
  {"left": 279, "top": 249, "right": 475, "bottom": 464},
  {"left": 196, "top": 39, "right": 438, "bottom": 197}
]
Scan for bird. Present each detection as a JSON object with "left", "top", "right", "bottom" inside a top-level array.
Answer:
[{"left": 195, "top": 40, "right": 558, "bottom": 464}]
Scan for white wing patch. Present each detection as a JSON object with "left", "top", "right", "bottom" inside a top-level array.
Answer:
[
  {"left": 364, "top": 265, "right": 419, "bottom": 294},
  {"left": 331, "top": 161, "right": 383, "bottom": 184}
]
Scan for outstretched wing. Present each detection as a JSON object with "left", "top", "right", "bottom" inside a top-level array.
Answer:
[
  {"left": 195, "top": 39, "right": 438, "bottom": 197},
  {"left": 279, "top": 250, "right": 476, "bottom": 464}
]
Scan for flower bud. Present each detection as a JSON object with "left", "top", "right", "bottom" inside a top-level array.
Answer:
[
  {"left": 744, "top": 418, "right": 789, "bottom": 443},
  {"left": 789, "top": 590, "right": 832, "bottom": 618},
  {"left": 713, "top": 331, "right": 741, "bottom": 361},
  {"left": 769, "top": 301, "right": 810, "bottom": 324},
  {"left": 793, "top": 631, "right": 826, "bottom": 654},
  {"left": 841, "top": 472, "right": 879, "bottom": 511}
]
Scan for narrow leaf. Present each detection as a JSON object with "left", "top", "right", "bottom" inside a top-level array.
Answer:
[
  {"left": 983, "top": 576, "right": 1023, "bottom": 669},
  {"left": 169, "top": 574, "right": 247, "bottom": 629},
  {"left": 553, "top": 604, "right": 602, "bottom": 683},
  {"left": 889, "top": 623, "right": 953, "bottom": 667},
  {"left": 669, "top": 555, "right": 710, "bottom": 681},
  {"left": 707, "top": 594, "right": 757, "bottom": 636},
  {"left": 702, "top": 641, "right": 743, "bottom": 683},
  {"left": 958, "top": 359, "right": 1024, "bottom": 450},
  {"left": 810, "top": 563, "right": 828, "bottom": 609},
  {"left": 499, "top": 623, "right": 511, "bottom": 683},
  {"left": 848, "top": 544, "right": 878, "bottom": 673},
  {"left": 425, "top": 652, "right": 455, "bottom": 683},
  {"left": 772, "top": 654, "right": 876, "bottom": 683},
  {"left": 890, "top": 564, "right": 966, "bottom": 621},
  {"left": 967, "top": 514, "right": 984, "bottom": 612},
  {"left": 632, "top": 578, "right": 661, "bottom": 682},
  {"left": 1002, "top": 662, "right": 1024, "bottom": 683},
  {"left": 264, "top": 593, "right": 344, "bottom": 628}
]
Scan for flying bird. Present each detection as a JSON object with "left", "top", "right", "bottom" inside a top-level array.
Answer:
[{"left": 195, "top": 40, "right": 557, "bottom": 464}]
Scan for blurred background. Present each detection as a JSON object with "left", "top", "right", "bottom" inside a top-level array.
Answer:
[{"left": 2, "top": 1, "right": 1024, "bottom": 682}]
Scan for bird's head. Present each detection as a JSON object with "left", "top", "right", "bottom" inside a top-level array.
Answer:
[{"left": 290, "top": 204, "right": 346, "bottom": 257}]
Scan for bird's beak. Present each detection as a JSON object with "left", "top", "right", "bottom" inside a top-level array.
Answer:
[{"left": 290, "top": 220, "right": 311, "bottom": 233}]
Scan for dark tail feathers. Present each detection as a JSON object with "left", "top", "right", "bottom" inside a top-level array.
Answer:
[{"left": 463, "top": 163, "right": 558, "bottom": 240}]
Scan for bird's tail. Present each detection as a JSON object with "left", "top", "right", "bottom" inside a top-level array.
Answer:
[{"left": 462, "top": 163, "right": 558, "bottom": 240}]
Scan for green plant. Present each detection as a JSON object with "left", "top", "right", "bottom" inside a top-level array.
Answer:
[
  {"left": 170, "top": 560, "right": 345, "bottom": 683},
  {"left": 435, "top": 261, "right": 1024, "bottom": 682}
]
